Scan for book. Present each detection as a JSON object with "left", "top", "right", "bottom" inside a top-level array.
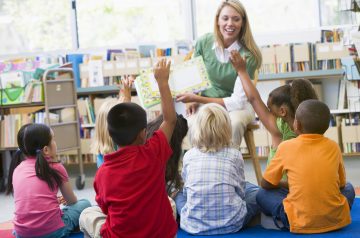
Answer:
[
  {"left": 341, "top": 56, "right": 360, "bottom": 80},
  {"left": 134, "top": 56, "right": 211, "bottom": 109}
]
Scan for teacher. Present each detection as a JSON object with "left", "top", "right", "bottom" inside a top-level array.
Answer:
[{"left": 176, "top": 0, "right": 262, "bottom": 147}]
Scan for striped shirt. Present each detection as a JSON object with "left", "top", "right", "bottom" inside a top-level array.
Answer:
[{"left": 180, "top": 147, "right": 247, "bottom": 235}]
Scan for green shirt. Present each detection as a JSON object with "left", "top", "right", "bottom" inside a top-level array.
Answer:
[
  {"left": 267, "top": 118, "right": 297, "bottom": 166},
  {"left": 194, "top": 33, "right": 258, "bottom": 98}
]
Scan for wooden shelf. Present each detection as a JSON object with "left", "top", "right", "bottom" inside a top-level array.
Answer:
[
  {"left": 77, "top": 85, "right": 120, "bottom": 96},
  {"left": 48, "top": 104, "right": 77, "bottom": 110},
  {"left": 343, "top": 153, "right": 360, "bottom": 157},
  {"left": 330, "top": 109, "right": 360, "bottom": 114},
  {"left": 0, "top": 102, "right": 44, "bottom": 109},
  {"left": 259, "top": 69, "right": 345, "bottom": 81},
  {"left": 0, "top": 147, "right": 17, "bottom": 151},
  {"left": 50, "top": 121, "right": 78, "bottom": 127},
  {"left": 81, "top": 124, "right": 95, "bottom": 128}
]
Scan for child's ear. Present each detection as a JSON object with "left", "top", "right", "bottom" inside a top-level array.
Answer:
[
  {"left": 135, "top": 128, "right": 147, "bottom": 144},
  {"left": 293, "top": 118, "right": 302, "bottom": 134},
  {"left": 42, "top": 145, "right": 51, "bottom": 156},
  {"left": 279, "top": 105, "right": 287, "bottom": 117}
]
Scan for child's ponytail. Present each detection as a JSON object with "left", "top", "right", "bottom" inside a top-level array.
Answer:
[
  {"left": 290, "top": 79, "right": 318, "bottom": 112},
  {"left": 6, "top": 149, "right": 25, "bottom": 195},
  {"left": 6, "top": 124, "right": 30, "bottom": 195},
  {"left": 35, "top": 149, "right": 63, "bottom": 191}
]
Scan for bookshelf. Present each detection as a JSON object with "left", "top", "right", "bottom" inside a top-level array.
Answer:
[
  {"left": 0, "top": 67, "right": 87, "bottom": 190},
  {"left": 258, "top": 69, "right": 345, "bottom": 81}
]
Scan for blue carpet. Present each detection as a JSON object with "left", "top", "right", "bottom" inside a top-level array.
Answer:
[
  {"left": 69, "top": 232, "right": 83, "bottom": 238},
  {"left": 177, "top": 198, "right": 360, "bottom": 237},
  {"left": 68, "top": 198, "right": 359, "bottom": 238}
]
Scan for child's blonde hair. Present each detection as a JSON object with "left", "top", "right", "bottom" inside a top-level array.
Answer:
[
  {"left": 91, "top": 99, "right": 119, "bottom": 155},
  {"left": 190, "top": 103, "right": 232, "bottom": 153}
]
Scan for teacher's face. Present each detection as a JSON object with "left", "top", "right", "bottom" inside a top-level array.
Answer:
[{"left": 218, "top": 5, "right": 242, "bottom": 47}]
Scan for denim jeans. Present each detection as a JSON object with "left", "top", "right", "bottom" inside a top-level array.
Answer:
[
  {"left": 175, "top": 181, "right": 260, "bottom": 226},
  {"left": 256, "top": 182, "right": 356, "bottom": 230},
  {"left": 15, "top": 199, "right": 91, "bottom": 238}
]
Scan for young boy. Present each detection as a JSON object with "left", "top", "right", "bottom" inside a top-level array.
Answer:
[
  {"left": 79, "top": 59, "right": 177, "bottom": 238},
  {"left": 256, "top": 99, "right": 355, "bottom": 234}
]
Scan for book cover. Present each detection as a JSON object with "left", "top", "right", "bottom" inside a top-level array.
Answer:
[{"left": 134, "top": 56, "right": 210, "bottom": 109}]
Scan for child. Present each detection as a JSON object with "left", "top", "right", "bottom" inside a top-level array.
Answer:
[
  {"left": 6, "top": 123, "right": 91, "bottom": 238},
  {"left": 79, "top": 59, "right": 178, "bottom": 238},
  {"left": 146, "top": 113, "right": 188, "bottom": 198},
  {"left": 229, "top": 51, "right": 317, "bottom": 162},
  {"left": 176, "top": 103, "right": 259, "bottom": 235},
  {"left": 91, "top": 76, "right": 133, "bottom": 167},
  {"left": 256, "top": 100, "right": 355, "bottom": 233}
]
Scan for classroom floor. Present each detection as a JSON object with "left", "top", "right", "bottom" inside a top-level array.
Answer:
[{"left": 1, "top": 158, "right": 359, "bottom": 223}]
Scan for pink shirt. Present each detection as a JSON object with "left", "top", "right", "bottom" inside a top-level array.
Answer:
[{"left": 12, "top": 158, "right": 69, "bottom": 237}]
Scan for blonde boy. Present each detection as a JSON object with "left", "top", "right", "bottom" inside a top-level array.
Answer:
[{"left": 175, "top": 103, "right": 259, "bottom": 235}]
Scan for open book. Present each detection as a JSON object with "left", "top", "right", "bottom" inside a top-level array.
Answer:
[{"left": 134, "top": 56, "right": 210, "bottom": 109}]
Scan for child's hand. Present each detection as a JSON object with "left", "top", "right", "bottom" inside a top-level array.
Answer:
[
  {"left": 57, "top": 196, "right": 67, "bottom": 206},
  {"left": 186, "top": 102, "right": 199, "bottom": 116},
  {"left": 153, "top": 59, "right": 171, "bottom": 86},
  {"left": 119, "top": 75, "right": 134, "bottom": 102},
  {"left": 176, "top": 93, "right": 198, "bottom": 103},
  {"left": 230, "top": 50, "right": 247, "bottom": 74}
]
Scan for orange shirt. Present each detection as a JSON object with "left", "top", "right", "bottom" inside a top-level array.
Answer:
[{"left": 264, "top": 134, "right": 351, "bottom": 234}]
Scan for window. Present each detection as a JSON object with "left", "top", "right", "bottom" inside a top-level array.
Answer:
[
  {"left": 0, "top": 0, "right": 72, "bottom": 55},
  {"left": 319, "top": 0, "right": 357, "bottom": 26},
  {"left": 77, "top": 0, "right": 187, "bottom": 49},
  {"left": 195, "top": 0, "right": 318, "bottom": 38}
]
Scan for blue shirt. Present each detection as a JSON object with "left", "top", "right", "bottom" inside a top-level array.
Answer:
[
  {"left": 180, "top": 147, "right": 247, "bottom": 235},
  {"left": 96, "top": 154, "right": 104, "bottom": 168}
]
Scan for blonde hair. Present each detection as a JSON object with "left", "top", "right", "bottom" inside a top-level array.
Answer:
[
  {"left": 190, "top": 103, "right": 232, "bottom": 153},
  {"left": 91, "top": 99, "right": 119, "bottom": 155},
  {"left": 214, "top": 0, "right": 262, "bottom": 68}
]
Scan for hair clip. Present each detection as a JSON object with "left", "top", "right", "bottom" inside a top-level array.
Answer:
[
  {"left": 36, "top": 149, "right": 42, "bottom": 154},
  {"left": 15, "top": 148, "right": 22, "bottom": 155}
]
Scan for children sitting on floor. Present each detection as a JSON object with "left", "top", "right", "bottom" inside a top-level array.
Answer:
[
  {"left": 256, "top": 99, "right": 355, "bottom": 234},
  {"left": 79, "top": 59, "right": 178, "bottom": 238},
  {"left": 6, "top": 123, "right": 91, "bottom": 238},
  {"left": 146, "top": 113, "right": 188, "bottom": 199},
  {"left": 175, "top": 103, "right": 260, "bottom": 235}
]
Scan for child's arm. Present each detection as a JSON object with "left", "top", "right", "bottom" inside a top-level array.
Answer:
[
  {"left": 153, "top": 59, "right": 177, "bottom": 142},
  {"left": 230, "top": 51, "right": 282, "bottom": 142},
  {"left": 118, "top": 75, "right": 134, "bottom": 103},
  {"left": 59, "top": 181, "right": 78, "bottom": 205},
  {"left": 261, "top": 178, "right": 288, "bottom": 189}
]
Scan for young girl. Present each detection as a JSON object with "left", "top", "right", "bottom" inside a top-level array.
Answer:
[
  {"left": 175, "top": 103, "right": 259, "bottom": 235},
  {"left": 6, "top": 123, "right": 91, "bottom": 238},
  {"left": 146, "top": 113, "right": 188, "bottom": 198},
  {"left": 229, "top": 51, "right": 318, "bottom": 168},
  {"left": 92, "top": 76, "right": 133, "bottom": 167}
]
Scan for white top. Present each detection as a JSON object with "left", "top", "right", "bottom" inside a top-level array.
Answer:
[{"left": 212, "top": 41, "right": 252, "bottom": 112}]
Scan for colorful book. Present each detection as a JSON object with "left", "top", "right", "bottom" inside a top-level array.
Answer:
[{"left": 134, "top": 56, "right": 210, "bottom": 109}]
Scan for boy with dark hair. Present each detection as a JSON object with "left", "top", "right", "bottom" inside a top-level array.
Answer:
[
  {"left": 79, "top": 59, "right": 178, "bottom": 238},
  {"left": 256, "top": 99, "right": 355, "bottom": 234}
]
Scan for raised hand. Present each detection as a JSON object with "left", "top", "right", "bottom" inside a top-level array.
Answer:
[
  {"left": 119, "top": 75, "right": 134, "bottom": 102},
  {"left": 153, "top": 59, "right": 171, "bottom": 86},
  {"left": 229, "top": 50, "right": 247, "bottom": 74}
]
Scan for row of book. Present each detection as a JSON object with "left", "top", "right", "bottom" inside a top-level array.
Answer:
[
  {"left": 0, "top": 113, "right": 33, "bottom": 147},
  {"left": 259, "top": 42, "right": 349, "bottom": 74}
]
